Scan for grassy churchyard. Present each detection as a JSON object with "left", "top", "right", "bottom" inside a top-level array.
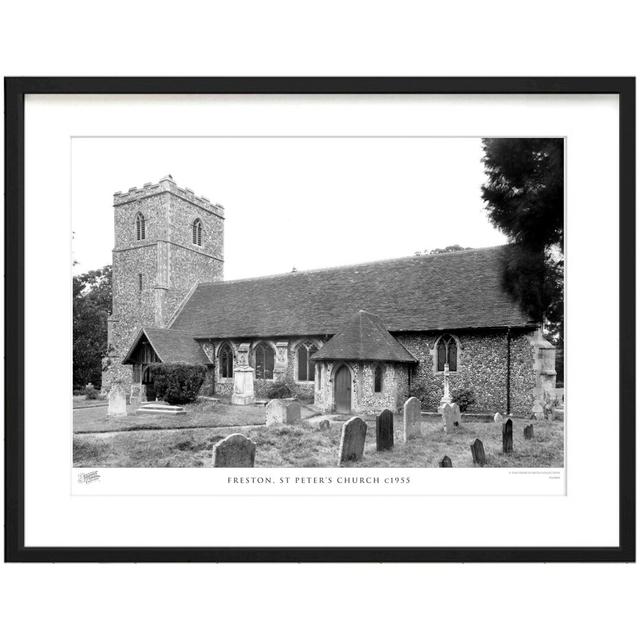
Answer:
[{"left": 73, "top": 399, "right": 564, "bottom": 468}]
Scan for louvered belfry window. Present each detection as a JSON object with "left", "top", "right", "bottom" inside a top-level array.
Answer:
[
  {"left": 192, "top": 218, "right": 203, "bottom": 246},
  {"left": 135, "top": 212, "right": 146, "bottom": 240}
]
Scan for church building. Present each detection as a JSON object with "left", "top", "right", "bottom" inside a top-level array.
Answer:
[{"left": 103, "top": 176, "right": 556, "bottom": 416}]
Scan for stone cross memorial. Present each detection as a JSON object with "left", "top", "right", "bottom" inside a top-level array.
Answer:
[
  {"left": 403, "top": 396, "right": 421, "bottom": 441},
  {"left": 470, "top": 438, "right": 486, "bottom": 466},
  {"left": 212, "top": 433, "right": 256, "bottom": 467},
  {"left": 502, "top": 418, "right": 513, "bottom": 454},
  {"left": 108, "top": 382, "right": 127, "bottom": 417},
  {"left": 338, "top": 417, "right": 367, "bottom": 463},
  {"left": 438, "top": 363, "right": 453, "bottom": 412},
  {"left": 376, "top": 409, "right": 394, "bottom": 451}
]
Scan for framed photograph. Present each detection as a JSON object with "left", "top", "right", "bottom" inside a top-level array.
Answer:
[{"left": 4, "top": 77, "right": 635, "bottom": 562}]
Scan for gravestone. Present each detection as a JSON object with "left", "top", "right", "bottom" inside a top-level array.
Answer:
[
  {"left": 376, "top": 409, "right": 394, "bottom": 451},
  {"left": 442, "top": 403, "right": 455, "bottom": 432},
  {"left": 531, "top": 400, "right": 544, "bottom": 421},
  {"left": 439, "top": 455, "right": 453, "bottom": 468},
  {"left": 266, "top": 399, "right": 286, "bottom": 427},
  {"left": 403, "top": 396, "right": 421, "bottom": 441},
  {"left": 494, "top": 412, "right": 503, "bottom": 423},
  {"left": 108, "top": 382, "right": 127, "bottom": 417},
  {"left": 285, "top": 400, "right": 302, "bottom": 424},
  {"left": 470, "top": 439, "right": 486, "bottom": 466},
  {"left": 129, "top": 383, "right": 143, "bottom": 411},
  {"left": 524, "top": 423, "right": 534, "bottom": 440},
  {"left": 502, "top": 418, "right": 513, "bottom": 454},
  {"left": 451, "top": 403, "right": 461, "bottom": 427},
  {"left": 212, "top": 433, "right": 256, "bottom": 467},
  {"left": 338, "top": 417, "right": 367, "bottom": 463},
  {"left": 319, "top": 419, "right": 331, "bottom": 430}
]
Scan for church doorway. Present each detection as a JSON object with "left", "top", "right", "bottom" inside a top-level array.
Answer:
[
  {"left": 334, "top": 365, "right": 352, "bottom": 413},
  {"left": 141, "top": 365, "right": 155, "bottom": 401}
]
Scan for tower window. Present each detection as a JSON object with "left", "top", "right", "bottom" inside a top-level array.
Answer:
[
  {"left": 192, "top": 218, "right": 203, "bottom": 246},
  {"left": 138, "top": 273, "right": 143, "bottom": 292},
  {"left": 296, "top": 342, "right": 318, "bottom": 381},
  {"left": 437, "top": 334, "right": 458, "bottom": 372},
  {"left": 374, "top": 364, "right": 384, "bottom": 392},
  {"left": 135, "top": 212, "right": 146, "bottom": 240}
]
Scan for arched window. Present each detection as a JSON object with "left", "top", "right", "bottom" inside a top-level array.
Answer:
[
  {"left": 135, "top": 212, "right": 146, "bottom": 240},
  {"left": 254, "top": 343, "right": 275, "bottom": 380},
  {"left": 219, "top": 343, "right": 233, "bottom": 379},
  {"left": 437, "top": 334, "right": 458, "bottom": 371},
  {"left": 297, "top": 342, "right": 318, "bottom": 381},
  {"left": 374, "top": 364, "right": 384, "bottom": 392},
  {"left": 192, "top": 218, "right": 203, "bottom": 246}
]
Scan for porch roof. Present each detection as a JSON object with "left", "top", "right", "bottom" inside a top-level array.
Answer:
[
  {"left": 311, "top": 310, "right": 417, "bottom": 363},
  {"left": 122, "top": 328, "right": 209, "bottom": 365}
]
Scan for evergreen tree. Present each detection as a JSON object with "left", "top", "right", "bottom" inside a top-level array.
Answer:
[{"left": 482, "top": 138, "right": 564, "bottom": 376}]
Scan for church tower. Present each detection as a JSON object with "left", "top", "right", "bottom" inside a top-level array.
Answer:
[{"left": 102, "top": 175, "right": 224, "bottom": 389}]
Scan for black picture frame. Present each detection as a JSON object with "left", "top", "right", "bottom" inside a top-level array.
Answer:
[{"left": 4, "top": 77, "right": 635, "bottom": 563}]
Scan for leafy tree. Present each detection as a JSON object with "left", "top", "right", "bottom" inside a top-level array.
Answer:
[{"left": 73, "top": 265, "right": 112, "bottom": 389}]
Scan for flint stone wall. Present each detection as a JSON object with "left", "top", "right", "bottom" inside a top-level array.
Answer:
[
  {"left": 202, "top": 328, "right": 537, "bottom": 416},
  {"left": 206, "top": 336, "right": 327, "bottom": 400},
  {"left": 396, "top": 328, "right": 537, "bottom": 416}
]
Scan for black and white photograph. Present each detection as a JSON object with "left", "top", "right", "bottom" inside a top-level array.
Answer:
[
  {"left": 2, "top": 4, "right": 638, "bottom": 639},
  {"left": 72, "top": 136, "right": 564, "bottom": 471},
  {"left": 5, "top": 77, "right": 633, "bottom": 565}
]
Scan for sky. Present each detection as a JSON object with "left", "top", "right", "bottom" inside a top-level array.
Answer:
[{"left": 71, "top": 137, "right": 507, "bottom": 280}]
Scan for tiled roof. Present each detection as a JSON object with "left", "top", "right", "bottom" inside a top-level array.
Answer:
[
  {"left": 122, "top": 328, "right": 209, "bottom": 365},
  {"left": 170, "top": 245, "right": 535, "bottom": 339},
  {"left": 311, "top": 310, "right": 418, "bottom": 362}
]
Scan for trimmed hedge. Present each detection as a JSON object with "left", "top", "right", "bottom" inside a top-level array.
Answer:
[{"left": 148, "top": 363, "right": 207, "bottom": 405}]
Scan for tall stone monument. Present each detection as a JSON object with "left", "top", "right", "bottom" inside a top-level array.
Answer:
[
  {"left": 231, "top": 343, "right": 255, "bottom": 405},
  {"left": 438, "top": 363, "right": 453, "bottom": 413}
]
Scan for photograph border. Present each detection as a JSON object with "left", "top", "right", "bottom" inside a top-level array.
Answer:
[{"left": 4, "top": 76, "right": 635, "bottom": 562}]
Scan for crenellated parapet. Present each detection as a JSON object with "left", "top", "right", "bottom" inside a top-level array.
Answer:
[{"left": 114, "top": 175, "right": 224, "bottom": 219}]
